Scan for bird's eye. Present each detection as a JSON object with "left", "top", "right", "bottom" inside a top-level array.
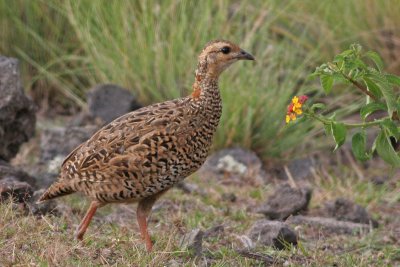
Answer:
[{"left": 221, "top": 46, "right": 231, "bottom": 54}]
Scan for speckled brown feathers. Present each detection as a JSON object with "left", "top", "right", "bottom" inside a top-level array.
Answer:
[
  {"left": 38, "top": 40, "right": 254, "bottom": 251},
  {"left": 39, "top": 88, "right": 221, "bottom": 204}
]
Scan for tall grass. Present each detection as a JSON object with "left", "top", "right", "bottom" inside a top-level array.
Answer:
[{"left": 1, "top": 0, "right": 399, "bottom": 159}]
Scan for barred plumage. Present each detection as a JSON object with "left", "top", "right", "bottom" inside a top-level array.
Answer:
[{"left": 38, "top": 40, "right": 254, "bottom": 251}]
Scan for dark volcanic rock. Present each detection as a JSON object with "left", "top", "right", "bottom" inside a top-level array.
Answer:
[
  {"left": 0, "top": 160, "right": 36, "bottom": 202},
  {"left": 87, "top": 83, "right": 142, "bottom": 124},
  {"left": 256, "top": 184, "right": 312, "bottom": 220},
  {"left": 40, "top": 125, "right": 98, "bottom": 161},
  {"left": 0, "top": 178, "right": 33, "bottom": 203},
  {"left": 287, "top": 215, "right": 370, "bottom": 235},
  {"left": 199, "top": 147, "right": 267, "bottom": 185},
  {"left": 325, "top": 198, "right": 378, "bottom": 227},
  {"left": 0, "top": 56, "right": 36, "bottom": 161},
  {"left": 248, "top": 220, "right": 298, "bottom": 249}
]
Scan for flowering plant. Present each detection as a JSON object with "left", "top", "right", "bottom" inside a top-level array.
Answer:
[{"left": 286, "top": 44, "right": 400, "bottom": 168}]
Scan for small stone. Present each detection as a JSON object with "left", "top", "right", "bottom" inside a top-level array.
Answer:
[
  {"left": 256, "top": 184, "right": 312, "bottom": 220},
  {"left": 179, "top": 228, "right": 204, "bottom": 257},
  {"left": 87, "top": 83, "right": 142, "bottom": 124},
  {"left": 248, "top": 219, "right": 298, "bottom": 249},
  {"left": 286, "top": 215, "right": 370, "bottom": 235},
  {"left": 325, "top": 198, "right": 378, "bottom": 227},
  {"left": 370, "top": 175, "right": 388, "bottom": 186}
]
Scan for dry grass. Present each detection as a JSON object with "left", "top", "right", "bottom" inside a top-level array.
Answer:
[{"left": 1, "top": 160, "right": 399, "bottom": 266}]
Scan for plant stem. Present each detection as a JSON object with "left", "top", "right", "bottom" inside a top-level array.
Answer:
[
  {"left": 305, "top": 111, "right": 387, "bottom": 129},
  {"left": 341, "top": 72, "right": 378, "bottom": 101}
]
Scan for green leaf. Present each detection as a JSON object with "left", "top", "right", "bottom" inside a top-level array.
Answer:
[
  {"left": 365, "top": 51, "right": 384, "bottom": 72},
  {"left": 310, "top": 103, "right": 326, "bottom": 112},
  {"left": 367, "top": 72, "right": 397, "bottom": 117},
  {"left": 331, "top": 122, "right": 347, "bottom": 151},
  {"left": 360, "top": 102, "right": 386, "bottom": 120},
  {"left": 320, "top": 75, "right": 334, "bottom": 94},
  {"left": 351, "top": 132, "right": 370, "bottom": 161},
  {"left": 376, "top": 129, "right": 400, "bottom": 167},
  {"left": 363, "top": 77, "right": 382, "bottom": 98},
  {"left": 385, "top": 74, "right": 400, "bottom": 87},
  {"left": 381, "top": 119, "right": 400, "bottom": 140}
]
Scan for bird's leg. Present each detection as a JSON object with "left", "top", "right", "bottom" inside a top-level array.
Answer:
[
  {"left": 137, "top": 190, "right": 167, "bottom": 252},
  {"left": 75, "top": 201, "right": 103, "bottom": 240}
]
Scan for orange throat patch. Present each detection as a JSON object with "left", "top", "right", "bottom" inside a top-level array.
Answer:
[{"left": 191, "top": 75, "right": 202, "bottom": 99}]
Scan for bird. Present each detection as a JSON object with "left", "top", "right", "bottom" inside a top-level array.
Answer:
[{"left": 38, "top": 40, "right": 255, "bottom": 252}]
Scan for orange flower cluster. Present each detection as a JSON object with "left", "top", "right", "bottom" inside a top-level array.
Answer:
[{"left": 286, "top": 95, "right": 308, "bottom": 123}]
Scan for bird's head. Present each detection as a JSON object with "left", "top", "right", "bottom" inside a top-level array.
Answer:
[{"left": 197, "top": 40, "right": 255, "bottom": 79}]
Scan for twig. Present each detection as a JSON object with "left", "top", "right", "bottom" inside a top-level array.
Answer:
[{"left": 342, "top": 73, "right": 378, "bottom": 101}]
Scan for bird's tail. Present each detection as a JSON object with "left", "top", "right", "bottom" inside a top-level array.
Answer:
[{"left": 37, "top": 181, "right": 75, "bottom": 203}]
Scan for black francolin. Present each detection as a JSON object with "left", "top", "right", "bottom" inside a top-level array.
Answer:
[{"left": 38, "top": 40, "right": 254, "bottom": 251}]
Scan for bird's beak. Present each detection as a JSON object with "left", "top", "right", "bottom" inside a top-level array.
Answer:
[{"left": 236, "top": 49, "right": 255, "bottom": 60}]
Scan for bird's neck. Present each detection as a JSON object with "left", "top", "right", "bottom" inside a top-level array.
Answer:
[
  {"left": 191, "top": 60, "right": 221, "bottom": 101},
  {"left": 190, "top": 62, "right": 222, "bottom": 129}
]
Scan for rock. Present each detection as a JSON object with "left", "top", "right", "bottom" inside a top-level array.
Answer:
[
  {"left": 0, "top": 160, "right": 37, "bottom": 203},
  {"left": 370, "top": 175, "right": 388, "bottom": 186},
  {"left": 0, "top": 160, "right": 37, "bottom": 187},
  {"left": 199, "top": 147, "right": 267, "bottom": 185},
  {"left": 0, "top": 178, "right": 33, "bottom": 203},
  {"left": 248, "top": 220, "right": 298, "bottom": 249},
  {"left": 256, "top": 184, "right": 312, "bottom": 220},
  {"left": 287, "top": 215, "right": 370, "bottom": 235},
  {"left": 273, "top": 157, "right": 317, "bottom": 181},
  {"left": 87, "top": 84, "right": 142, "bottom": 124},
  {"left": 179, "top": 228, "right": 204, "bottom": 257},
  {"left": 0, "top": 56, "right": 36, "bottom": 161},
  {"left": 40, "top": 125, "right": 98, "bottom": 161},
  {"left": 325, "top": 198, "right": 378, "bottom": 227}
]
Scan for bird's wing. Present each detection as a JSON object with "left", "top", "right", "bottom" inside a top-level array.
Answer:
[{"left": 61, "top": 97, "right": 201, "bottom": 183}]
